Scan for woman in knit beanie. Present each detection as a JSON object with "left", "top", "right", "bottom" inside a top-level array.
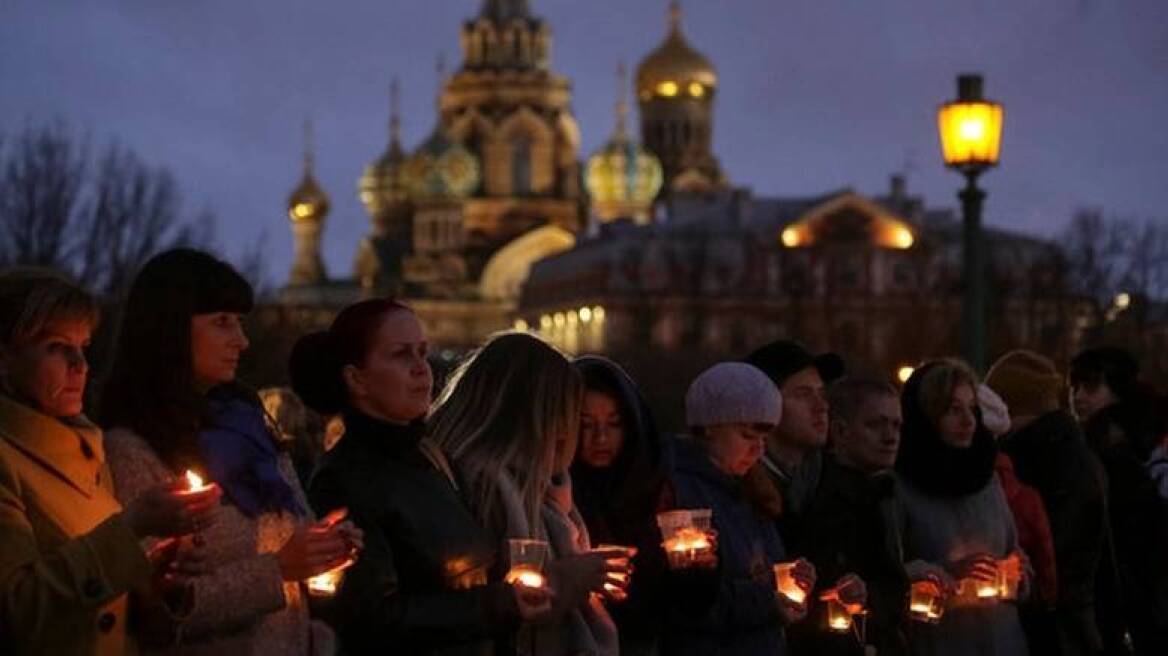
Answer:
[{"left": 660, "top": 362, "right": 816, "bottom": 656}]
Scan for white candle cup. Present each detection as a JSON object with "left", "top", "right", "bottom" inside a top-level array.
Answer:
[
  {"left": 826, "top": 598, "right": 853, "bottom": 633},
  {"left": 657, "top": 510, "right": 715, "bottom": 570},
  {"left": 505, "top": 538, "right": 550, "bottom": 589},
  {"left": 908, "top": 581, "right": 945, "bottom": 624},
  {"left": 773, "top": 562, "right": 808, "bottom": 605}
]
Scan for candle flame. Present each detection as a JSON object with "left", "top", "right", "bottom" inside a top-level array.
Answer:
[
  {"left": 505, "top": 567, "right": 546, "bottom": 589},
  {"left": 185, "top": 470, "right": 205, "bottom": 491},
  {"left": 829, "top": 617, "right": 852, "bottom": 631}
]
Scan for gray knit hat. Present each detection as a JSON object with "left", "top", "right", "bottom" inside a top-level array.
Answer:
[{"left": 685, "top": 362, "right": 783, "bottom": 428}]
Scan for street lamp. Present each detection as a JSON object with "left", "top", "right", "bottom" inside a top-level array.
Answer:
[{"left": 938, "top": 73, "right": 1003, "bottom": 373}]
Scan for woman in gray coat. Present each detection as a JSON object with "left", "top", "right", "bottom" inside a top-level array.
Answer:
[{"left": 895, "top": 360, "right": 1029, "bottom": 656}]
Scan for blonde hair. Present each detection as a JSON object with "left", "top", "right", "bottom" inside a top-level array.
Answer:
[
  {"left": 917, "top": 358, "right": 980, "bottom": 428},
  {"left": 0, "top": 267, "right": 99, "bottom": 347},
  {"left": 429, "top": 332, "right": 582, "bottom": 535}
]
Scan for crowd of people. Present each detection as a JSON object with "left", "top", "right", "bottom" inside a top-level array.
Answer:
[{"left": 0, "top": 246, "right": 1166, "bottom": 656}]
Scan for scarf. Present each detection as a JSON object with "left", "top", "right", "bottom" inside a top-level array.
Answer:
[{"left": 198, "top": 391, "right": 305, "bottom": 518}]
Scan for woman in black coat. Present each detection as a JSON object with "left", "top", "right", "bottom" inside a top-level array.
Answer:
[{"left": 294, "top": 299, "right": 550, "bottom": 655}]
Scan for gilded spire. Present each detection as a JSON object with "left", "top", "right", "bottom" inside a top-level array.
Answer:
[
  {"left": 302, "top": 118, "right": 315, "bottom": 175},
  {"left": 615, "top": 61, "right": 629, "bottom": 141},
  {"left": 435, "top": 53, "right": 447, "bottom": 111},
  {"left": 669, "top": 1, "right": 682, "bottom": 32},
  {"left": 389, "top": 78, "right": 401, "bottom": 144}
]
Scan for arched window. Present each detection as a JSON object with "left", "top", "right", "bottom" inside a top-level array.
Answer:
[{"left": 512, "top": 133, "right": 532, "bottom": 196}]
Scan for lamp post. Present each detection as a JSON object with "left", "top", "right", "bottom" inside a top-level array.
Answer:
[{"left": 938, "top": 74, "right": 1003, "bottom": 373}]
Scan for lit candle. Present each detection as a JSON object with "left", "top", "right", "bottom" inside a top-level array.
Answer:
[
  {"left": 908, "top": 581, "right": 945, "bottom": 624},
  {"left": 773, "top": 562, "right": 808, "bottom": 605},
  {"left": 305, "top": 566, "right": 346, "bottom": 597},
  {"left": 505, "top": 566, "right": 547, "bottom": 589},
  {"left": 662, "top": 528, "right": 713, "bottom": 569},
  {"left": 184, "top": 470, "right": 211, "bottom": 493},
  {"left": 997, "top": 556, "right": 1022, "bottom": 600},
  {"left": 826, "top": 598, "right": 853, "bottom": 632}
]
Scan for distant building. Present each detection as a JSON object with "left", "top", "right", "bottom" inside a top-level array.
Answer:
[{"left": 273, "top": 0, "right": 1092, "bottom": 384}]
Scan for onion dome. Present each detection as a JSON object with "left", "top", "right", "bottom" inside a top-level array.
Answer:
[
  {"left": 288, "top": 121, "right": 330, "bottom": 223},
  {"left": 359, "top": 79, "right": 409, "bottom": 215},
  {"left": 635, "top": 2, "right": 717, "bottom": 101},
  {"left": 586, "top": 63, "right": 663, "bottom": 222},
  {"left": 402, "top": 125, "right": 480, "bottom": 200}
]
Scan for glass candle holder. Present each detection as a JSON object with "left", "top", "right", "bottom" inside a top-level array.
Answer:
[
  {"left": 505, "top": 538, "right": 550, "bottom": 589},
  {"left": 908, "top": 581, "right": 945, "bottom": 624},
  {"left": 305, "top": 564, "right": 348, "bottom": 597},
  {"left": 595, "top": 544, "right": 633, "bottom": 602},
  {"left": 773, "top": 562, "right": 808, "bottom": 605},
  {"left": 997, "top": 555, "right": 1022, "bottom": 600},
  {"left": 656, "top": 510, "right": 714, "bottom": 570},
  {"left": 826, "top": 598, "right": 853, "bottom": 633}
]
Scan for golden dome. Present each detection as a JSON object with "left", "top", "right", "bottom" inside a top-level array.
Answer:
[
  {"left": 401, "top": 124, "right": 481, "bottom": 200},
  {"left": 636, "top": 2, "right": 717, "bottom": 101},
  {"left": 586, "top": 63, "right": 663, "bottom": 217},
  {"left": 359, "top": 80, "right": 410, "bottom": 215},
  {"left": 288, "top": 171, "right": 329, "bottom": 224}
]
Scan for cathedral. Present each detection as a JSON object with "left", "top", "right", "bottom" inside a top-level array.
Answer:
[{"left": 277, "top": 0, "right": 1090, "bottom": 390}]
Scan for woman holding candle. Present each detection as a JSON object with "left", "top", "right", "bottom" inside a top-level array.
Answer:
[
  {"left": 662, "top": 362, "right": 816, "bottom": 655},
  {"left": 431, "top": 332, "right": 628, "bottom": 656},
  {"left": 571, "top": 355, "right": 671, "bottom": 655},
  {"left": 300, "top": 303, "right": 554, "bottom": 654},
  {"left": 101, "top": 249, "right": 357, "bottom": 654},
  {"left": 0, "top": 268, "right": 221, "bottom": 655},
  {"left": 895, "top": 359, "right": 1029, "bottom": 656}
]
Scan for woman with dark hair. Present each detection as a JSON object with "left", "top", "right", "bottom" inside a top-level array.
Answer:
[
  {"left": 571, "top": 355, "right": 670, "bottom": 654},
  {"left": 1068, "top": 347, "right": 1168, "bottom": 654},
  {"left": 0, "top": 268, "right": 219, "bottom": 655},
  {"left": 301, "top": 303, "right": 556, "bottom": 654},
  {"left": 896, "top": 359, "right": 1029, "bottom": 656},
  {"left": 101, "top": 248, "right": 358, "bottom": 655}
]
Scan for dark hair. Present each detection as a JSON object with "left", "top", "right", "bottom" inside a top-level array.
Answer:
[
  {"left": 100, "top": 248, "right": 254, "bottom": 471},
  {"left": 828, "top": 376, "right": 899, "bottom": 424},
  {"left": 1070, "top": 346, "right": 1140, "bottom": 403},
  {"left": 289, "top": 298, "right": 412, "bottom": 415}
]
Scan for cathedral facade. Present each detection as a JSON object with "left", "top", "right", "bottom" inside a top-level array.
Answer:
[{"left": 276, "top": 0, "right": 1092, "bottom": 390}]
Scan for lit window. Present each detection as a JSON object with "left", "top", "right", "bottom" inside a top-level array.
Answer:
[
  {"left": 657, "top": 81, "right": 678, "bottom": 97},
  {"left": 688, "top": 82, "right": 704, "bottom": 98}
]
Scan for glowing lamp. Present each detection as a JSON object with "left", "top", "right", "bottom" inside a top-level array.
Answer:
[
  {"left": 657, "top": 81, "right": 679, "bottom": 97},
  {"left": 781, "top": 227, "right": 801, "bottom": 248},
  {"left": 688, "top": 82, "right": 704, "bottom": 98},
  {"left": 897, "top": 366, "right": 915, "bottom": 384},
  {"left": 891, "top": 226, "right": 914, "bottom": 249},
  {"left": 937, "top": 75, "right": 1003, "bottom": 176}
]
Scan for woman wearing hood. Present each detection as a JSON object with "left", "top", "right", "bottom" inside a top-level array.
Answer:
[
  {"left": 571, "top": 356, "right": 670, "bottom": 654},
  {"left": 896, "top": 359, "right": 1029, "bottom": 656}
]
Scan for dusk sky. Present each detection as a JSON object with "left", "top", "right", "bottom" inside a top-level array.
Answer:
[{"left": 3, "top": 0, "right": 1166, "bottom": 285}]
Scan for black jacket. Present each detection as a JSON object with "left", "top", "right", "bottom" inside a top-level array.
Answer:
[
  {"left": 1083, "top": 404, "right": 1168, "bottom": 656},
  {"left": 1002, "top": 410, "right": 1107, "bottom": 655},
  {"left": 787, "top": 456, "right": 909, "bottom": 656},
  {"left": 309, "top": 411, "right": 519, "bottom": 655}
]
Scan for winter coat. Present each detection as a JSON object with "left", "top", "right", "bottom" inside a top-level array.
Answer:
[
  {"left": 309, "top": 411, "right": 520, "bottom": 655},
  {"left": 0, "top": 392, "right": 152, "bottom": 656},
  {"left": 758, "top": 448, "right": 822, "bottom": 547},
  {"left": 999, "top": 409, "right": 1106, "bottom": 656},
  {"left": 1082, "top": 403, "right": 1168, "bottom": 655},
  {"left": 571, "top": 355, "right": 671, "bottom": 654},
  {"left": 995, "top": 454, "right": 1057, "bottom": 605},
  {"left": 662, "top": 437, "right": 788, "bottom": 656},
  {"left": 106, "top": 401, "right": 332, "bottom": 655},
  {"left": 787, "top": 456, "right": 910, "bottom": 656},
  {"left": 895, "top": 364, "right": 1028, "bottom": 656},
  {"left": 898, "top": 474, "right": 1029, "bottom": 656}
]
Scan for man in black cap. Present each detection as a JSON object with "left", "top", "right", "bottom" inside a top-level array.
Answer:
[{"left": 744, "top": 339, "right": 845, "bottom": 544}]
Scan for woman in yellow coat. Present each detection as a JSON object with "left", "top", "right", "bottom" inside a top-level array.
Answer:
[{"left": 0, "top": 268, "right": 220, "bottom": 655}]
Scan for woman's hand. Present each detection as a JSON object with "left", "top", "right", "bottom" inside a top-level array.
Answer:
[
  {"left": 905, "top": 559, "right": 957, "bottom": 596},
  {"left": 125, "top": 482, "right": 221, "bottom": 539},
  {"left": 276, "top": 509, "right": 355, "bottom": 582},
  {"left": 512, "top": 582, "right": 556, "bottom": 624},
  {"left": 948, "top": 553, "right": 998, "bottom": 583},
  {"left": 825, "top": 573, "right": 868, "bottom": 614},
  {"left": 790, "top": 557, "right": 817, "bottom": 597},
  {"left": 592, "top": 545, "right": 637, "bottom": 602}
]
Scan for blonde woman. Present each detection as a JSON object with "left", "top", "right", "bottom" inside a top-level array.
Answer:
[{"left": 431, "top": 332, "right": 629, "bottom": 656}]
